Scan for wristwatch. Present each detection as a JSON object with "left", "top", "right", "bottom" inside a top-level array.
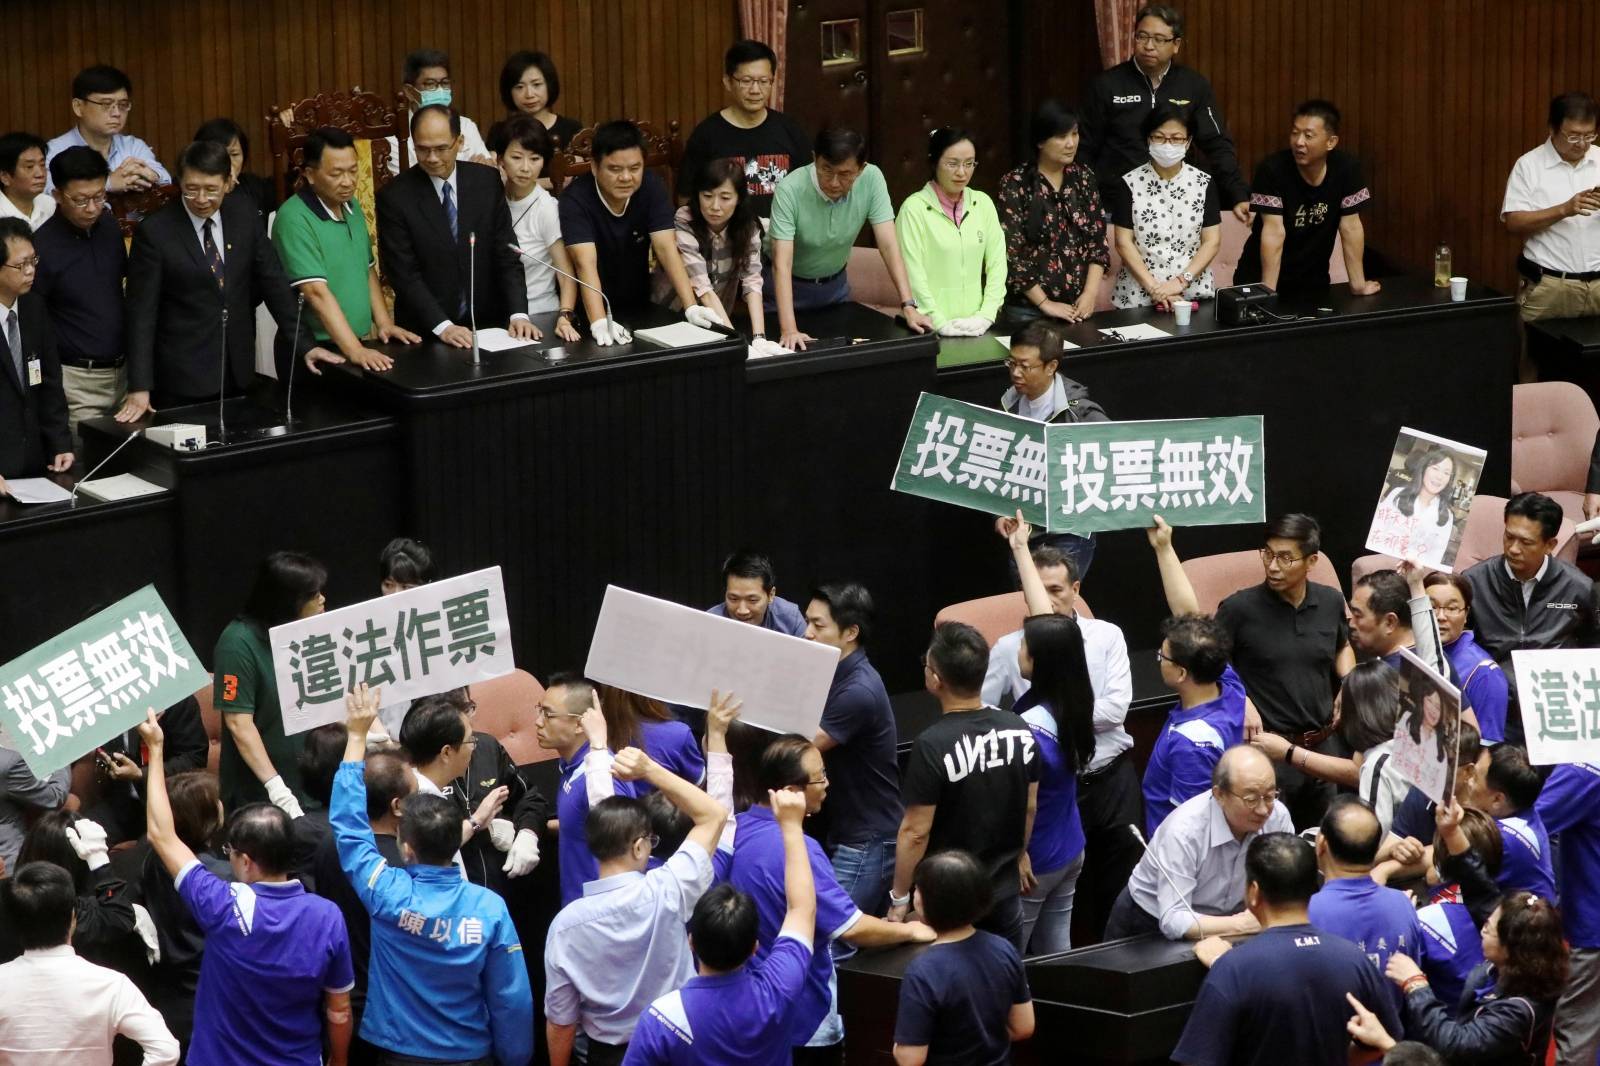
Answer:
[
  {"left": 889, "top": 889, "right": 911, "bottom": 907},
  {"left": 1180, "top": 271, "right": 1195, "bottom": 283},
  {"left": 901, "top": 299, "right": 919, "bottom": 309}
]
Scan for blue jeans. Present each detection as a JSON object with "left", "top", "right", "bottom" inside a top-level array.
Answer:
[
  {"left": 830, "top": 837, "right": 897, "bottom": 916},
  {"left": 1020, "top": 851, "right": 1085, "bottom": 956},
  {"left": 763, "top": 263, "right": 852, "bottom": 312},
  {"left": 1008, "top": 531, "right": 1098, "bottom": 584}
]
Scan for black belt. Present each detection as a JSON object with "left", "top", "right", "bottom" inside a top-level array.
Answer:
[
  {"left": 61, "top": 356, "right": 125, "bottom": 370},
  {"left": 1518, "top": 255, "right": 1600, "bottom": 283},
  {"left": 794, "top": 266, "right": 846, "bottom": 285},
  {"left": 1080, "top": 748, "right": 1131, "bottom": 785}
]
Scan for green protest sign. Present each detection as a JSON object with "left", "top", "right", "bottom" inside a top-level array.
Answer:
[
  {"left": 1045, "top": 415, "right": 1265, "bottom": 533},
  {"left": 891, "top": 392, "right": 1051, "bottom": 527},
  {"left": 0, "top": 586, "right": 208, "bottom": 776}
]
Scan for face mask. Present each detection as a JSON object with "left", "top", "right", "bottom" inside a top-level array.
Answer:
[
  {"left": 1148, "top": 141, "right": 1187, "bottom": 167},
  {"left": 419, "top": 88, "right": 453, "bottom": 109}
]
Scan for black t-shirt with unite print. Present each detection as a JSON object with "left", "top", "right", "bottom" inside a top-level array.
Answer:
[
  {"left": 902, "top": 705, "right": 1041, "bottom": 899},
  {"left": 1237, "top": 149, "right": 1371, "bottom": 295}
]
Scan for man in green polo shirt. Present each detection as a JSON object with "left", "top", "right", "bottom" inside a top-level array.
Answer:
[
  {"left": 768, "top": 126, "right": 932, "bottom": 351},
  {"left": 272, "top": 127, "right": 419, "bottom": 383}
]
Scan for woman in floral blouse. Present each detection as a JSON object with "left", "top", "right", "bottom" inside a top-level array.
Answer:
[
  {"left": 1110, "top": 105, "right": 1222, "bottom": 309},
  {"left": 997, "top": 99, "right": 1108, "bottom": 328}
]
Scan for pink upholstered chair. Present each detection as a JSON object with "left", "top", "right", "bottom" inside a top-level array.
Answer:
[
  {"left": 934, "top": 591, "right": 1095, "bottom": 647},
  {"left": 1511, "top": 381, "right": 1599, "bottom": 528},
  {"left": 1180, "top": 550, "right": 1347, "bottom": 616},
  {"left": 1349, "top": 493, "right": 1580, "bottom": 585},
  {"left": 846, "top": 246, "right": 903, "bottom": 318},
  {"left": 469, "top": 669, "right": 556, "bottom": 765}
]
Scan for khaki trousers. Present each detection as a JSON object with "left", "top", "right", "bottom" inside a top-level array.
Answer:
[{"left": 61, "top": 364, "right": 127, "bottom": 438}]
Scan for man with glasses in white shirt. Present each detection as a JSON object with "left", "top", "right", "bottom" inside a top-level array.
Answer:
[
  {"left": 44, "top": 65, "right": 169, "bottom": 194},
  {"left": 1504, "top": 92, "right": 1600, "bottom": 330}
]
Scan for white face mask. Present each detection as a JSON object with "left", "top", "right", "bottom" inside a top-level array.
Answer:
[{"left": 1148, "top": 141, "right": 1188, "bottom": 168}]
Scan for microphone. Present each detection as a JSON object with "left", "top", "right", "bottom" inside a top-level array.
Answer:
[
  {"left": 469, "top": 232, "right": 480, "bottom": 366},
  {"left": 217, "top": 306, "right": 229, "bottom": 441},
  {"left": 284, "top": 292, "right": 304, "bottom": 426},
  {"left": 506, "top": 243, "right": 620, "bottom": 347},
  {"left": 1127, "top": 823, "right": 1206, "bottom": 939},
  {"left": 71, "top": 429, "right": 144, "bottom": 507}
]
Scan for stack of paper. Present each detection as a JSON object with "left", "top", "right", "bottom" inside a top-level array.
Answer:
[
  {"left": 1099, "top": 323, "right": 1172, "bottom": 341},
  {"left": 472, "top": 328, "right": 539, "bottom": 353},
  {"left": 632, "top": 322, "right": 728, "bottom": 348},
  {"left": 3, "top": 478, "right": 73, "bottom": 504},
  {"left": 75, "top": 473, "right": 165, "bottom": 502}
]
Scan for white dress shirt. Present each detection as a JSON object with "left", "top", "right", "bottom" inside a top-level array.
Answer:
[
  {"left": 981, "top": 614, "right": 1134, "bottom": 770},
  {"left": 0, "top": 192, "right": 55, "bottom": 229},
  {"left": 1501, "top": 139, "right": 1600, "bottom": 273},
  {"left": 384, "top": 113, "right": 489, "bottom": 176},
  {"left": 1504, "top": 555, "right": 1551, "bottom": 608},
  {"left": 0, "top": 945, "right": 179, "bottom": 1064},
  {"left": 1126, "top": 789, "right": 1294, "bottom": 939}
]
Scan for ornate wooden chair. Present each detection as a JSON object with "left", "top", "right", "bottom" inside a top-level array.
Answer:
[
  {"left": 108, "top": 184, "right": 178, "bottom": 240},
  {"left": 546, "top": 120, "right": 683, "bottom": 196}
]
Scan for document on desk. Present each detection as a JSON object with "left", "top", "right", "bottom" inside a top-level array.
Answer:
[
  {"left": 2, "top": 478, "right": 73, "bottom": 504},
  {"left": 585, "top": 585, "right": 838, "bottom": 737},
  {"left": 472, "top": 328, "right": 540, "bottom": 353},
  {"left": 632, "top": 322, "right": 728, "bottom": 348},
  {"left": 1099, "top": 323, "right": 1171, "bottom": 341},
  {"left": 75, "top": 473, "right": 165, "bottom": 502}
]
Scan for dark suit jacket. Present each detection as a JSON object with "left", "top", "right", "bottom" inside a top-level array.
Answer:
[
  {"left": 0, "top": 292, "right": 71, "bottom": 477},
  {"left": 124, "top": 195, "right": 311, "bottom": 399},
  {"left": 376, "top": 161, "right": 527, "bottom": 335}
]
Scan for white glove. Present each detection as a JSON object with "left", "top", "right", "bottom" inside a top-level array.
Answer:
[
  {"left": 1578, "top": 515, "right": 1600, "bottom": 545},
  {"left": 65, "top": 818, "right": 110, "bottom": 871},
  {"left": 264, "top": 775, "right": 306, "bottom": 820},
  {"left": 685, "top": 304, "right": 727, "bottom": 330},
  {"left": 131, "top": 903, "right": 162, "bottom": 965},
  {"left": 963, "top": 316, "right": 994, "bottom": 335},
  {"left": 488, "top": 817, "right": 516, "bottom": 851},
  {"left": 590, "top": 317, "right": 632, "bottom": 346},
  {"left": 502, "top": 828, "right": 541, "bottom": 877},
  {"left": 746, "top": 337, "right": 792, "bottom": 359},
  {"left": 943, "top": 316, "right": 992, "bottom": 336}
]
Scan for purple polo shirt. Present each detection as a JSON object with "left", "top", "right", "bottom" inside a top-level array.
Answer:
[
  {"left": 1443, "top": 631, "right": 1507, "bottom": 742},
  {"left": 1535, "top": 762, "right": 1600, "bottom": 947},
  {"left": 1142, "top": 666, "right": 1246, "bottom": 836},
  {"left": 640, "top": 719, "right": 706, "bottom": 789},
  {"left": 1495, "top": 809, "right": 1556, "bottom": 901},
  {"left": 557, "top": 744, "right": 640, "bottom": 904},
  {"left": 1307, "top": 876, "right": 1424, "bottom": 980},
  {"left": 178, "top": 860, "right": 354, "bottom": 1066},
  {"left": 1416, "top": 900, "right": 1485, "bottom": 1010}
]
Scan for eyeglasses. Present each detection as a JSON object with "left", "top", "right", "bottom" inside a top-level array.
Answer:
[
  {"left": 1149, "top": 134, "right": 1190, "bottom": 146},
  {"left": 940, "top": 159, "right": 978, "bottom": 172},
  {"left": 731, "top": 76, "right": 774, "bottom": 89},
  {"left": 1155, "top": 648, "right": 1176, "bottom": 665},
  {"left": 1003, "top": 358, "right": 1043, "bottom": 371},
  {"left": 1562, "top": 132, "right": 1598, "bottom": 146},
  {"left": 2, "top": 257, "right": 40, "bottom": 273},
  {"left": 82, "top": 97, "right": 134, "bottom": 114},
  {"left": 181, "top": 185, "right": 225, "bottom": 202},
  {"left": 536, "top": 706, "right": 582, "bottom": 720},
  {"left": 1432, "top": 603, "right": 1468, "bottom": 616},
  {"left": 1227, "top": 788, "right": 1280, "bottom": 809},
  {"left": 806, "top": 772, "right": 830, "bottom": 786},
  {"left": 1134, "top": 31, "right": 1177, "bottom": 45},
  {"left": 62, "top": 193, "right": 108, "bottom": 210},
  {"left": 1259, "top": 549, "right": 1305, "bottom": 567},
  {"left": 414, "top": 77, "right": 452, "bottom": 90},
  {"left": 637, "top": 833, "right": 662, "bottom": 849}
]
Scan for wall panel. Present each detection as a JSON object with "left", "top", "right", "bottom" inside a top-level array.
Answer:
[{"left": 0, "top": 0, "right": 736, "bottom": 182}]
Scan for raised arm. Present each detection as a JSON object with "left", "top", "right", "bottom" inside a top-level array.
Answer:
[
  {"left": 137, "top": 709, "right": 199, "bottom": 877},
  {"left": 1147, "top": 515, "right": 1201, "bottom": 616},
  {"left": 611, "top": 745, "right": 727, "bottom": 858},
  {"left": 771, "top": 789, "right": 817, "bottom": 941},
  {"left": 1003, "top": 509, "right": 1053, "bottom": 616}
]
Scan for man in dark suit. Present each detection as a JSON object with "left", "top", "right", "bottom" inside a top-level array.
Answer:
[
  {"left": 376, "top": 104, "right": 535, "bottom": 348},
  {"left": 0, "top": 216, "right": 73, "bottom": 491},
  {"left": 117, "top": 140, "right": 331, "bottom": 420}
]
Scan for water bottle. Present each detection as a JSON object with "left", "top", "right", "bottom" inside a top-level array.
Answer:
[{"left": 1434, "top": 242, "right": 1452, "bottom": 288}]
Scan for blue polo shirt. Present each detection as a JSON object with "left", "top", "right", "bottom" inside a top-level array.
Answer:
[
  {"left": 1443, "top": 631, "right": 1507, "bottom": 742},
  {"left": 1172, "top": 924, "right": 1401, "bottom": 1066},
  {"left": 1535, "top": 762, "right": 1600, "bottom": 947},
  {"left": 1390, "top": 786, "right": 1435, "bottom": 843},
  {"left": 1307, "top": 876, "right": 1424, "bottom": 975},
  {"left": 178, "top": 860, "right": 355, "bottom": 1066},
  {"left": 706, "top": 595, "right": 808, "bottom": 637},
  {"left": 1016, "top": 697, "right": 1085, "bottom": 875},
  {"left": 1142, "top": 667, "right": 1246, "bottom": 836},
  {"left": 557, "top": 744, "right": 640, "bottom": 904},
  {"left": 640, "top": 718, "right": 706, "bottom": 789},
  {"left": 893, "top": 931, "right": 1030, "bottom": 1065},
  {"left": 723, "top": 806, "right": 863, "bottom": 1046},
  {"left": 1495, "top": 809, "right": 1556, "bottom": 901},
  {"left": 622, "top": 933, "right": 812, "bottom": 1066},
  {"left": 1416, "top": 900, "right": 1485, "bottom": 1010},
  {"left": 817, "top": 650, "right": 902, "bottom": 847}
]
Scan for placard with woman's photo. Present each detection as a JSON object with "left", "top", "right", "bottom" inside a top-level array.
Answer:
[{"left": 1364, "top": 427, "right": 1487, "bottom": 572}]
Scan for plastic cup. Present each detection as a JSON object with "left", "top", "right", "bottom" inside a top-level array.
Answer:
[
  {"left": 1449, "top": 276, "right": 1468, "bottom": 302},
  {"left": 1173, "top": 301, "right": 1192, "bottom": 326}
]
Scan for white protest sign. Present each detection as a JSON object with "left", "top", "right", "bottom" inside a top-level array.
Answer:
[
  {"left": 1512, "top": 648, "right": 1600, "bottom": 765},
  {"left": 1389, "top": 647, "right": 1462, "bottom": 805},
  {"left": 270, "top": 567, "right": 514, "bottom": 735},
  {"left": 584, "top": 585, "right": 839, "bottom": 737}
]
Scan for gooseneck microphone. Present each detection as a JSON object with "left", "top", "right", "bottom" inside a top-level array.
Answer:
[
  {"left": 1127, "top": 823, "right": 1206, "bottom": 938},
  {"left": 469, "top": 232, "right": 480, "bottom": 366},
  {"left": 71, "top": 429, "right": 144, "bottom": 507},
  {"left": 217, "top": 306, "right": 229, "bottom": 442},
  {"left": 506, "top": 243, "right": 619, "bottom": 342}
]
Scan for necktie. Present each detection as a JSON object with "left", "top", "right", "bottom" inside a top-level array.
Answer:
[
  {"left": 5, "top": 308, "right": 20, "bottom": 383},
  {"left": 203, "top": 218, "right": 225, "bottom": 291},
  {"left": 441, "top": 181, "right": 458, "bottom": 240}
]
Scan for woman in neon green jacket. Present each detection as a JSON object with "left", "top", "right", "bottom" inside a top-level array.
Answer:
[{"left": 894, "top": 127, "right": 1008, "bottom": 336}]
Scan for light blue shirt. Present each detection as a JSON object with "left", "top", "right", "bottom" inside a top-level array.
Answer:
[
  {"left": 45, "top": 127, "right": 171, "bottom": 191},
  {"left": 544, "top": 842, "right": 715, "bottom": 1044}
]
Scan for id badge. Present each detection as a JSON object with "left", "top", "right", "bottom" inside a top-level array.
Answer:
[{"left": 26, "top": 358, "right": 42, "bottom": 387}]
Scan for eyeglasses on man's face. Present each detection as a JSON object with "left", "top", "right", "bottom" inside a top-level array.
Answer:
[
  {"left": 1134, "top": 31, "right": 1176, "bottom": 45},
  {"left": 1259, "top": 548, "right": 1305, "bottom": 567},
  {"left": 1226, "top": 788, "right": 1280, "bottom": 810},
  {"left": 2, "top": 256, "right": 41, "bottom": 274},
  {"left": 83, "top": 96, "right": 133, "bottom": 114}
]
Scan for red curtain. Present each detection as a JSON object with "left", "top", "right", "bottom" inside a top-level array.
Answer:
[
  {"left": 1093, "top": 0, "right": 1140, "bottom": 70},
  {"left": 739, "top": 0, "right": 790, "bottom": 110}
]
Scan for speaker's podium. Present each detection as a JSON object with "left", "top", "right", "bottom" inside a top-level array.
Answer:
[{"left": 840, "top": 933, "right": 1212, "bottom": 1064}]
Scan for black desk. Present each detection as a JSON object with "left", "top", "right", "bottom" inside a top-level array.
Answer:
[
  {"left": 79, "top": 396, "right": 400, "bottom": 656},
  {"left": 936, "top": 277, "right": 1518, "bottom": 648},
  {"left": 1528, "top": 315, "right": 1600, "bottom": 409},
  {"left": 745, "top": 303, "right": 939, "bottom": 693},
  {"left": 840, "top": 933, "right": 1212, "bottom": 1065},
  {"left": 0, "top": 472, "right": 176, "bottom": 664},
  {"left": 333, "top": 306, "right": 748, "bottom": 675}
]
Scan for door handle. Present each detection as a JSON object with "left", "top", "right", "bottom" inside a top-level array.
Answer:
[{"left": 853, "top": 69, "right": 868, "bottom": 84}]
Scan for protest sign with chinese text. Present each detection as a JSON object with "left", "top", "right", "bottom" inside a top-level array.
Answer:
[
  {"left": 1512, "top": 648, "right": 1600, "bottom": 765},
  {"left": 1364, "top": 428, "right": 1486, "bottom": 572},
  {"left": 585, "top": 586, "right": 839, "bottom": 737},
  {"left": 270, "top": 567, "right": 513, "bottom": 734},
  {"left": 891, "top": 393, "right": 1051, "bottom": 526},
  {"left": 1045, "top": 415, "right": 1265, "bottom": 534},
  {"left": 0, "top": 586, "right": 208, "bottom": 776},
  {"left": 1390, "top": 647, "right": 1461, "bottom": 805}
]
